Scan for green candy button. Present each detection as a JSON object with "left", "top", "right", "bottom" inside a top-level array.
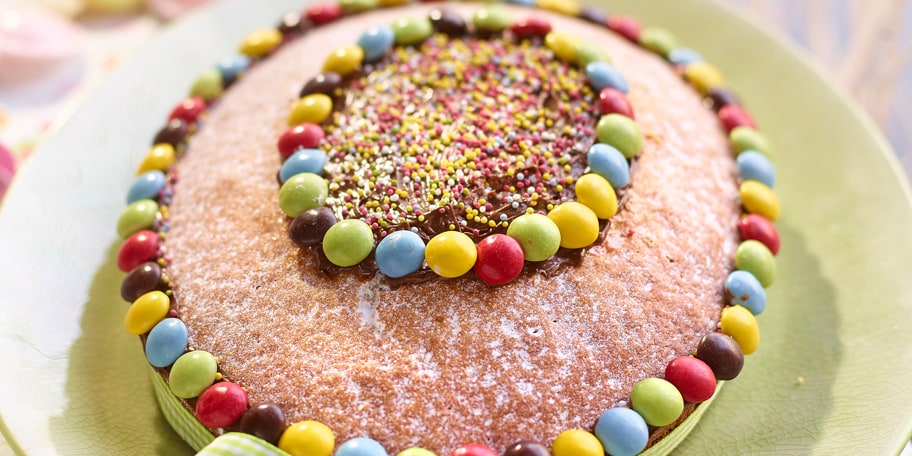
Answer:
[
  {"left": 575, "top": 42, "right": 612, "bottom": 67},
  {"left": 639, "top": 27, "right": 679, "bottom": 57},
  {"left": 472, "top": 5, "right": 513, "bottom": 32},
  {"left": 631, "top": 377, "right": 685, "bottom": 427},
  {"left": 117, "top": 199, "right": 159, "bottom": 239},
  {"left": 279, "top": 173, "right": 328, "bottom": 218},
  {"left": 730, "top": 126, "right": 771, "bottom": 156},
  {"left": 735, "top": 239, "right": 777, "bottom": 287},
  {"left": 189, "top": 69, "right": 223, "bottom": 102},
  {"left": 392, "top": 17, "right": 433, "bottom": 46},
  {"left": 322, "top": 219, "right": 374, "bottom": 267},
  {"left": 169, "top": 350, "right": 218, "bottom": 399},
  {"left": 339, "top": 0, "right": 378, "bottom": 13},
  {"left": 596, "top": 114, "right": 643, "bottom": 158}
]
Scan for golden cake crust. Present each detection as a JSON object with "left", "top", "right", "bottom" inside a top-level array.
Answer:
[{"left": 166, "top": 4, "right": 740, "bottom": 452}]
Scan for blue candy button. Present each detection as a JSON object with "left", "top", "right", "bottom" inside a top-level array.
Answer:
[
  {"left": 357, "top": 25, "right": 396, "bottom": 63},
  {"left": 375, "top": 230, "right": 426, "bottom": 278},
  {"left": 594, "top": 407, "right": 649, "bottom": 456},
  {"left": 725, "top": 270, "right": 767, "bottom": 315},
  {"left": 335, "top": 437, "right": 388, "bottom": 456},
  {"left": 127, "top": 170, "right": 167, "bottom": 204},
  {"left": 280, "top": 148, "right": 328, "bottom": 182},
  {"left": 145, "top": 318, "right": 189, "bottom": 368},
  {"left": 737, "top": 150, "right": 776, "bottom": 188},
  {"left": 585, "top": 62, "right": 629, "bottom": 93},
  {"left": 587, "top": 143, "right": 630, "bottom": 189}
]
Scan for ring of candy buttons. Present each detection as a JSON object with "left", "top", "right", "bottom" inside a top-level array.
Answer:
[{"left": 116, "top": 1, "right": 782, "bottom": 455}]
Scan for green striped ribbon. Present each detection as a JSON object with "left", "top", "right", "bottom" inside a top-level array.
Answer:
[
  {"left": 197, "top": 433, "right": 290, "bottom": 456},
  {"left": 150, "top": 368, "right": 215, "bottom": 451}
]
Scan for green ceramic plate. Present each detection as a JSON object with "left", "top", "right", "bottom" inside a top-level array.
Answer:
[{"left": 2, "top": 0, "right": 912, "bottom": 454}]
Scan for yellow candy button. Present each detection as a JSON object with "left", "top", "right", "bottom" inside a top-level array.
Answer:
[
  {"left": 289, "top": 94, "right": 334, "bottom": 126},
  {"left": 548, "top": 202, "right": 599, "bottom": 249},
  {"left": 425, "top": 231, "right": 478, "bottom": 278},
  {"left": 322, "top": 45, "right": 365, "bottom": 76},
  {"left": 278, "top": 420, "right": 334, "bottom": 456},
  {"left": 239, "top": 29, "right": 283, "bottom": 58},
  {"left": 740, "top": 180, "right": 781, "bottom": 221},
  {"left": 684, "top": 62, "right": 724, "bottom": 95},
  {"left": 537, "top": 0, "right": 581, "bottom": 16},
  {"left": 575, "top": 173, "right": 618, "bottom": 219},
  {"left": 378, "top": 0, "right": 409, "bottom": 4},
  {"left": 545, "top": 32, "right": 582, "bottom": 63},
  {"left": 124, "top": 290, "right": 170, "bottom": 335},
  {"left": 721, "top": 305, "right": 760, "bottom": 355},
  {"left": 137, "top": 143, "right": 176, "bottom": 175},
  {"left": 552, "top": 429, "right": 604, "bottom": 456}
]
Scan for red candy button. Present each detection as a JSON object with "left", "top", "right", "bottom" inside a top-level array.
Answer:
[
  {"left": 607, "top": 16, "right": 641, "bottom": 42},
  {"left": 118, "top": 230, "right": 160, "bottom": 272},
  {"left": 451, "top": 444, "right": 498, "bottom": 456},
  {"left": 278, "top": 123, "right": 325, "bottom": 158},
  {"left": 738, "top": 214, "right": 780, "bottom": 255},
  {"left": 474, "top": 234, "right": 525, "bottom": 286},
  {"left": 597, "top": 88, "right": 635, "bottom": 118},
  {"left": 510, "top": 17, "right": 552, "bottom": 38},
  {"left": 168, "top": 97, "right": 207, "bottom": 124},
  {"left": 664, "top": 356, "right": 717, "bottom": 403},
  {"left": 195, "top": 381, "right": 249, "bottom": 428},
  {"left": 305, "top": 3, "right": 343, "bottom": 25},
  {"left": 719, "top": 104, "right": 757, "bottom": 133}
]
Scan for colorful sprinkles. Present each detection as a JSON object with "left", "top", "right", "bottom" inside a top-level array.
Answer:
[{"left": 115, "top": 1, "right": 783, "bottom": 456}]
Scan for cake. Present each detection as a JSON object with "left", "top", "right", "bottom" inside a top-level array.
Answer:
[{"left": 115, "top": 1, "right": 782, "bottom": 455}]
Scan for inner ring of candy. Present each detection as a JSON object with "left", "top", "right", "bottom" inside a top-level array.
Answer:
[{"left": 275, "top": 6, "right": 642, "bottom": 285}]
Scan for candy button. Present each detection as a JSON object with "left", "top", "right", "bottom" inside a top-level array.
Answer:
[
  {"left": 548, "top": 202, "right": 599, "bottom": 249},
  {"left": 121, "top": 261, "right": 162, "bottom": 302},
  {"left": 378, "top": 0, "right": 409, "bottom": 5},
  {"left": 503, "top": 441, "right": 549, "bottom": 456},
  {"left": 725, "top": 270, "right": 767, "bottom": 315},
  {"left": 127, "top": 170, "right": 166, "bottom": 204},
  {"left": 740, "top": 180, "right": 780, "bottom": 221},
  {"left": 357, "top": 25, "right": 395, "bottom": 62},
  {"left": 425, "top": 231, "right": 477, "bottom": 278},
  {"left": 537, "top": 0, "right": 581, "bottom": 16},
  {"left": 240, "top": 404, "right": 286, "bottom": 445},
  {"left": 593, "top": 408, "right": 648, "bottom": 456},
  {"left": 587, "top": 143, "right": 630, "bottom": 189},
  {"left": 575, "top": 173, "right": 618, "bottom": 219},
  {"left": 238, "top": 29, "right": 283, "bottom": 58},
  {"left": 376, "top": 230, "right": 426, "bottom": 278},
  {"left": 396, "top": 449, "right": 436, "bottom": 456},
  {"left": 474, "top": 234, "right": 525, "bottom": 286},
  {"left": 278, "top": 420, "right": 334, "bottom": 456},
  {"left": 509, "top": 17, "right": 552, "bottom": 38},
  {"left": 153, "top": 119, "right": 189, "bottom": 148},
  {"left": 145, "top": 318, "right": 188, "bottom": 368},
  {"left": 189, "top": 68, "right": 223, "bottom": 102},
  {"left": 429, "top": 9, "right": 468, "bottom": 36},
  {"left": 730, "top": 126, "right": 771, "bottom": 156},
  {"left": 392, "top": 17, "right": 433, "bottom": 46},
  {"left": 597, "top": 88, "right": 634, "bottom": 118},
  {"left": 721, "top": 305, "right": 760, "bottom": 355},
  {"left": 735, "top": 239, "right": 776, "bottom": 287},
  {"left": 683, "top": 62, "right": 724, "bottom": 95},
  {"left": 695, "top": 332, "right": 744, "bottom": 381},
  {"left": 736, "top": 150, "right": 776, "bottom": 188},
  {"left": 117, "top": 199, "right": 159, "bottom": 239},
  {"left": 579, "top": 6, "right": 609, "bottom": 25},
  {"left": 504, "top": 0, "right": 536, "bottom": 5},
  {"left": 277, "top": 10, "right": 314, "bottom": 36},
  {"left": 505, "top": 213, "right": 561, "bottom": 262},
  {"left": 639, "top": 27, "right": 678, "bottom": 57},
  {"left": 719, "top": 104, "right": 757, "bottom": 132},
  {"left": 472, "top": 6, "right": 513, "bottom": 33},
  {"left": 336, "top": 437, "right": 387, "bottom": 456},
  {"left": 117, "top": 229, "right": 160, "bottom": 272},
  {"left": 195, "top": 382, "right": 248, "bottom": 428},
  {"left": 290, "top": 94, "right": 334, "bottom": 126},
  {"left": 667, "top": 48, "right": 703, "bottom": 66},
  {"left": 707, "top": 87, "right": 740, "bottom": 112},
  {"left": 450, "top": 444, "right": 496, "bottom": 456},
  {"left": 278, "top": 123, "right": 326, "bottom": 159},
  {"left": 551, "top": 429, "right": 604, "bottom": 456},
  {"left": 168, "top": 97, "right": 207, "bottom": 123},
  {"left": 575, "top": 43, "right": 612, "bottom": 67},
  {"left": 322, "top": 219, "right": 374, "bottom": 267},
  {"left": 630, "top": 377, "right": 684, "bottom": 426},
  {"left": 596, "top": 114, "right": 642, "bottom": 158},
  {"left": 585, "top": 62, "right": 628, "bottom": 93},
  {"left": 340, "top": 0, "right": 379, "bottom": 13},
  {"left": 169, "top": 350, "right": 218, "bottom": 399},
  {"left": 216, "top": 54, "right": 250, "bottom": 86},
  {"left": 663, "top": 356, "right": 717, "bottom": 402},
  {"left": 544, "top": 32, "right": 581, "bottom": 62},
  {"left": 322, "top": 45, "right": 364, "bottom": 76},
  {"left": 305, "top": 3, "right": 343, "bottom": 25},
  {"left": 280, "top": 149, "right": 327, "bottom": 182},
  {"left": 137, "top": 143, "right": 177, "bottom": 174},
  {"left": 124, "top": 290, "right": 170, "bottom": 335},
  {"left": 607, "top": 15, "right": 641, "bottom": 42},
  {"left": 278, "top": 173, "right": 328, "bottom": 217},
  {"left": 738, "top": 213, "right": 780, "bottom": 255},
  {"left": 289, "top": 207, "right": 337, "bottom": 247},
  {"left": 300, "top": 72, "right": 343, "bottom": 98}
]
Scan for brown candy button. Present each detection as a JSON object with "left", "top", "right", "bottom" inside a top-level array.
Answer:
[
  {"left": 277, "top": 10, "right": 314, "bottom": 37},
  {"left": 706, "top": 87, "right": 740, "bottom": 112},
  {"left": 153, "top": 119, "right": 189, "bottom": 148},
  {"left": 239, "top": 403, "right": 286, "bottom": 445},
  {"left": 299, "top": 72, "right": 343, "bottom": 98},
  {"left": 578, "top": 6, "right": 608, "bottom": 25},
  {"left": 121, "top": 262, "right": 163, "bottom": 302},
  {"left": 503, "top": 441, "right": 550, "bottom": 456},
  {"left": 289, "top": 207, "right": 337, "bottom": 247},
  {"left": 429, "top": 9, "right": 468, "bottom": 36},
  {"left": 695, "top": 332, "right": 744, "bottom": 381}
]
